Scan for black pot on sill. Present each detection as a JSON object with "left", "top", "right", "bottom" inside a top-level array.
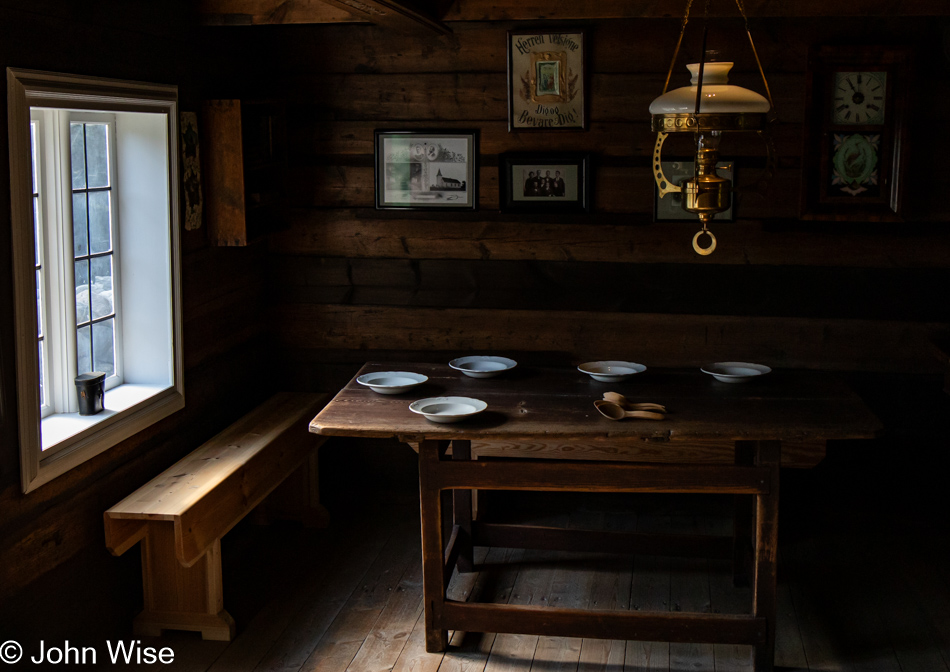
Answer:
[{"left": 75, "top": 372, "right": 106, "bottom": 416}]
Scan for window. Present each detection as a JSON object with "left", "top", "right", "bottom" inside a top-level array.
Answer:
[{"left": 8, "top": 69, "right": 184, "bottom": 492}]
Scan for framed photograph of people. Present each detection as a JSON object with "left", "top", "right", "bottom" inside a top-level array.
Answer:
[
  {"left": 374, "top": 130, "right": 478, "bottom": 210},
  {"left": 653, "top": 158, "right": 735, "bottom": 222},
  {"left": 499, "top": 153, "right": 591, "bottom": 213},
  {"left": 508, "top": 30, "right": 588, "bottom": 131}
]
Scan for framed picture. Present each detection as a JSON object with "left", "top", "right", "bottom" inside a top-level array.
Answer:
[
  {"left": 507, "top": 30, "right": 588, "bottom": 131},
  {"left": 800, "top": 46, "right": 911, "bottom": 221},
  {"left": 499, "top": 153, "right": 591, "bottom": 213},
  {"left": 653, "top": 159, "right": 735, "bottom": 222},
  {"left": 374, "top": 130, "right": 478, "bottom": 210}
]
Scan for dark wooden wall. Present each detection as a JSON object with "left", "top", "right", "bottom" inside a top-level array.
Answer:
[
  {"left": 210, "top": 16, "right": 950, "bottom": 393},
  {"left": 0, "top": 1, "right": 272, "bottom": 600}
]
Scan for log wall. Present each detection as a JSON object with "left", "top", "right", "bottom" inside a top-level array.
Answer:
[{"left": 215, "top": 17, "right": 950, "bottom": 391}]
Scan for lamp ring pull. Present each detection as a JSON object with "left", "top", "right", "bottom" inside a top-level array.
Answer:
[{"left": 692, "top": 229, "right": 717, "bottom": 256}]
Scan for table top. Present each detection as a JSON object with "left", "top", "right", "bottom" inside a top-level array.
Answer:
[{"left": 310, "top": 362, "right": 882, "bottom": 443}]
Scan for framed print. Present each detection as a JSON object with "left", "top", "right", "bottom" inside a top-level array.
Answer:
[
  {"left": 800, "top": 46, "right": 911, "bottom": 221},
  {"left": 508, "top": 30, "right": 588, "bottom": 131},
  {"left": 654, "top": 159, "right": 735, "bottom": 222},
  {"left": 499, "top": 152, "right": 590, "bottom": 213},
  {"left": 375, "top": 130, "right": 478, "bottom": 210}
]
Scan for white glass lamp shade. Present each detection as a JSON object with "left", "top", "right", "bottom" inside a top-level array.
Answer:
[{"left": 649, "top": 62, "right": 770, "bottom": 114}]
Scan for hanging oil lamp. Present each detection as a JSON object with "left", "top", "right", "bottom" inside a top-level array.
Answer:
[{"left": 650, "top": 1, "right": 774, "bottom": 255}]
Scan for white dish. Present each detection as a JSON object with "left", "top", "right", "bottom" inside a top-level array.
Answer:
[
  {"left": 701, "top": 362, "right": 772, "bottom": 383},
  {"left": 357, "top": 371, "right": 428, "bottom": 394},
  {"left": 578, "top": 361, "right": 647, "bottom": 383},
  {"left": 449, "top": 356, "right": 518, "bottom": 378},
  {"left": 409, "top": 396, "right": 488, "bottom": 423}
]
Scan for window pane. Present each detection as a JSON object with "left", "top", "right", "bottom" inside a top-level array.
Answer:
[
  {"left": 38, "top": 341, "right": 45, "bottom": 408},
  {"left": 92, "top": 318, "right": 116, "bottom": 377},
  {"left": 88, "top": 191, "right": 112, "bottom": 254},
  {"left": 30, "top": 122, "right": 38, "bottom": 194},
  {"left": 36, "top": 270, "right": 43, "bottom": 337},
  {"left": 73, "top": 192, "right": 88, "bottom": 257},
  {"left": 33, "top": 196, "right": 40, "bottom": 266},
  {"left": 84, "top": 124, "right": 109, "bottom": 189},
  {"left": 90, "top": 256, "right": 114, "bottom": 319},
  {"left": 75, "top": 259, "right": 90, "bottom": 324},
  {"left": 77, "top": 324, "right": 92, "bottom": 375},
  {"left": 70, "top": 123, "right": 86, "bottom": 190}
]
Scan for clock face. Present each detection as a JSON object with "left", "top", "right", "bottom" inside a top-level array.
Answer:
[{"left": 833, "top": 71, "right": 886, "bottom": 125}]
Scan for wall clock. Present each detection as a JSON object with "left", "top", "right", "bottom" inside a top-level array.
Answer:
[{"left": 800, "top": 46, "right": 912, "bottom": 221}]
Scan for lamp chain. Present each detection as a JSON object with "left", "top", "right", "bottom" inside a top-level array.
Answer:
[{"left": 661, "top": 0, "right": 696, "bottom": 95}]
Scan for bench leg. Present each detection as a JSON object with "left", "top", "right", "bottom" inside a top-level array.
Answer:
[
  {"left": 733, "top": 441, "right": 755, "bottom": 587},
  {"left": 134, "top": 525, "right": 236, "bottom": 641},
  {"left": 452, "top": 440, "right": 475, "bottom": 573}
]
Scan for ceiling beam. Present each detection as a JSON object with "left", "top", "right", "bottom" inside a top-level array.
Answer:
[
  {"left": 316, "top": 0, "right": 451, "bottom": 34},
  {"left": 199, "top": 0, "right": 451, "bottom": 33},
  {"left": 441, "top": 0, "right": 950, "bottom": 20}
]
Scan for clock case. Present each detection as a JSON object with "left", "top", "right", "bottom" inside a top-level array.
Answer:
[{"left": 800, "top": 45, "right": 912, "bottom": 221}]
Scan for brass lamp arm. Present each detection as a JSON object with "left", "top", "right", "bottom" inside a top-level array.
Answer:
[{"left": 652, "top": 132, "right": 683, "bottom": 197}]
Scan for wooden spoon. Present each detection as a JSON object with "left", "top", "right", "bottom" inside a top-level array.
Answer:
[
  {"left": 602, "top": 392, "right": 666, "bottom": 413},
  {"left": 594, "top": 399, "right": 665, "bottom": 421}
]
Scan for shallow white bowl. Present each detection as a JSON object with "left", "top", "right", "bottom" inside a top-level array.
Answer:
[
  {"left": 449, "top": 356, "right": 518, "bottom": 378},
  {"left": 701, "top": 362, "right": 772, "bottom": 383},
  {"left": 578, "top": 361, "right": 647, "bottom": 383},
  {"left": 357, "top": 371, "right": 428, "bottom": 394},
  {"left": 409, "top": 396, "right": 488, "bottom": 423}
]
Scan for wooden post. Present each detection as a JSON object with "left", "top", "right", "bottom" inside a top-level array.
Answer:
[
  {"left": 733, "top": 440, "right": 755, "bottom": 587},
  {"left": 452, "top": 439, "right": 475, "bottom": 573},
  {"left": 752, "top": 440, "right": 781, "bottom": 672},
  {"left": 419, "top": 439, "right": 449, "bottom": 652}
]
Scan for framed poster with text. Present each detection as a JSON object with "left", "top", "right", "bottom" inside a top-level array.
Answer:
[{"left": 507, "top": 30, "right": 588, "bottom": 131}]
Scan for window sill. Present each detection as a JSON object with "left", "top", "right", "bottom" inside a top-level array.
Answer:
[{"left": 41, "top": 384, "right": 169, "bottom": 451}]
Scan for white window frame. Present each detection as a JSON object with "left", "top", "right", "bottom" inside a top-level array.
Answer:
[{"left": 8, "top": 68, "right": 185, "bottom": 493}]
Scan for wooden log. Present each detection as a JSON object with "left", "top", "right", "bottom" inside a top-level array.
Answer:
[
  {"left": 285, "top": 164, "right": 803, "bottom": 217},
  {"left": 441, "top": 601, "right": 767, "bottom": 645},
  {"left": 288, "top": 119, "right": 804, "bottom": 158},
  {"left": 269, "top": 209, "right": 950, "bottom": 267},
  {"left": 274, "top": 304, "right": 944, "bottom": 373},
  {"left": 276, "top": 72, "right": 804, "bottom": 124}
]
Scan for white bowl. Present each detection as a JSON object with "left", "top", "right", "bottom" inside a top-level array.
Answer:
[
  {"left": 409, "top": 396, "right": 488, "bottom": 423},
  {"left": 578, "top": 361, "right": 647, "bottom": 383},
  {"left": 448, "top": 356, "right": 518, "bottom": 379},
  {"left": 701, "top": 362, "right": 772, "bottom": 383},
  {"left": 357, "top": 371, "right": 428, "bottom": 394}
]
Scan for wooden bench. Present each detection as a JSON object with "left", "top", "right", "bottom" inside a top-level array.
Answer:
[{"left": 104, "top": 392, "right": 328, "bottom": 641}]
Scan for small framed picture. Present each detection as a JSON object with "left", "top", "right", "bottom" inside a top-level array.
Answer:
[
  {"left": 499, "top": 152, "right": 591, "bottom": 213},
  {"left": 653, "top": 158, "right": 735, "bottom": 222},
  {"left": 374, "top": 130, "right": 478, "bottom": 210},
  {"left": 508, "top": 30, "right": 588, "bottom": 131}
]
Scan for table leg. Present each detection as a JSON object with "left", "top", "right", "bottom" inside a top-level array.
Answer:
[
  {"left": 419, "top": 439, "right": 449, "bottom": 652},
  {"left": 753, "top": 440, "right": 781, "bottom": 672},
  {"left": 733, "top": 441, "right": 755, "bottom": 587},
  {"left": 452, "top": 440, "right": 475, "bottom": 573}
]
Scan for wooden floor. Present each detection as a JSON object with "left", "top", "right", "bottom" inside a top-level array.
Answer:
[{"left": 62, "top": 484, "right": 950, "bottom": 672}]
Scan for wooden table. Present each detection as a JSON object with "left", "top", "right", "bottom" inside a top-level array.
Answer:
[{"left": 310, "top": 363, "right": 881, "bottom": 671}]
